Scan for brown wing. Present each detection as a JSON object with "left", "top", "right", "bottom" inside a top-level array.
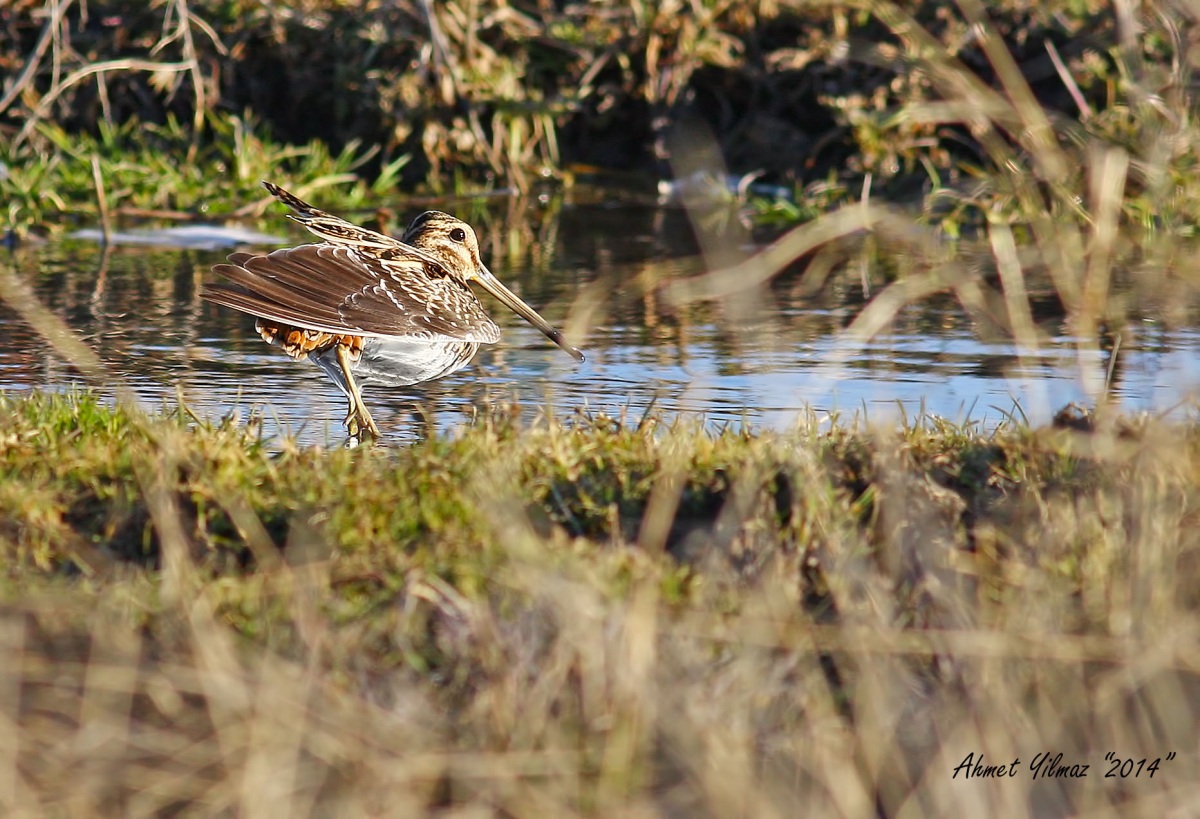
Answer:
[{"left": 203, "top": 243, "right": 501, "bottom": 343}]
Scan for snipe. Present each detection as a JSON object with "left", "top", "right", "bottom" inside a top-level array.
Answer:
[{"left": 203, "top": 182, "right": 583, "bottom": 437}]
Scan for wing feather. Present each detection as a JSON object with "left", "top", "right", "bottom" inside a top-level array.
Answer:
[{"left": 203, "top": 244, "right": 501, "bottom": 343}]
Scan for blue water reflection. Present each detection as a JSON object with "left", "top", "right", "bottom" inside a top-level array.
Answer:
[{"left": 2, "top": 202, "right": 1198, "bottom": 445}]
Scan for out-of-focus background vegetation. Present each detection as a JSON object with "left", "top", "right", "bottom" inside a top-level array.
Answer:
[
  {"left": 6, "top": 0, "right": 1199, "bottom": 231},
  {"left": 4, "top": 1, "right": 1200, "bottom": 816}
]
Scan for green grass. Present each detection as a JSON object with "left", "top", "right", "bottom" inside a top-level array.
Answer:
[
  {"left": 1, "top": 112, "right": 411, "bottom": 229},
  {"left": 7, "top": 1, "right": 1200, "bottom": 236},
  {"left": 0, "top": 392, "right": 1197, "bottom": 814}
]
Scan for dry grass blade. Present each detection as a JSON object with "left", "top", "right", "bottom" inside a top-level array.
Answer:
[
  {"left": 14, "top": 59, "right": 193, "bottom": 148},
  {"left": 0, "top": 265, "right": 110, "bottom": 385},
  {"left": 988, "top": 220, "right": 1038, "bottom": 354},
  {"left": 0, "top": 0, "right": 75, "bottom": 118},
  {"left": 665, "top": 204, "right": 882, "bottom": 304}
]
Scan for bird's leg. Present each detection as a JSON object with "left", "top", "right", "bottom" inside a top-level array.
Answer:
[{"left": 336, "top": 344, "right": 381, "bottom": 438}]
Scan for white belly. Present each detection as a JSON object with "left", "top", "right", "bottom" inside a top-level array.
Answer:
[{"left": 311, "top": 338, "right": 480, "bottom": 394}]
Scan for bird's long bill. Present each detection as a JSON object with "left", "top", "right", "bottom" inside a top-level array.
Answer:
[{"left": 474, "top": 265, "right": 585, "bottom": 362}]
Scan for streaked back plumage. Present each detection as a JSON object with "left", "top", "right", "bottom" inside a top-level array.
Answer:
[{"left": 203, "top": 184, "right": 501, "bottom": 343}]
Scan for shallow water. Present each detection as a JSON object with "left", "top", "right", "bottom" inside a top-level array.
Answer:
[{"left": 4, "top": 196, "right": 1199, "bottom": 444}]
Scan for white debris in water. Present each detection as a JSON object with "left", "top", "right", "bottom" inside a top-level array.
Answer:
[
  {"left": 656, "top": 169, "right": 792, "bottom": 204},
  {"left": 69, "top": 225, "right": 287, "bottom": 250}
]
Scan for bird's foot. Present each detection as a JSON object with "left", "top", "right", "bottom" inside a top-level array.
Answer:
[
  {"left": 358, "top": 409, "right": 382, "bottom": 438},
  {"left": 344, "top": 400, "right": 381, "bottom": 440}
]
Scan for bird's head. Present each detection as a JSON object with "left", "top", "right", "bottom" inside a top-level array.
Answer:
[{"left": 403, "top": 211, "right": 585, "bottom": 362}]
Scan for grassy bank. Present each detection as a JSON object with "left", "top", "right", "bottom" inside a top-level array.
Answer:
[
  {"left": 0, "top": 392, "right": 1197, "bottom": 814},
  {"left": 5, "top": 1, "right": 1200, "bottom": 234}
]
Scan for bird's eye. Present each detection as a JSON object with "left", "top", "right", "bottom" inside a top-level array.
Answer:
[{"left": 450, "top": 227, "right": 467, "bottom": 243}]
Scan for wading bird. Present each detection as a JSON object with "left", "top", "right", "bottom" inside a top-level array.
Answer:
[{"left": 203, "top": 182, "right": 584, "bottom": 437}]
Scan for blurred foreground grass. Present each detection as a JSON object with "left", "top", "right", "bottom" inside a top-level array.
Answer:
[{"left": 0, "top": 392, "right": 1196, "bottom": 815}]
